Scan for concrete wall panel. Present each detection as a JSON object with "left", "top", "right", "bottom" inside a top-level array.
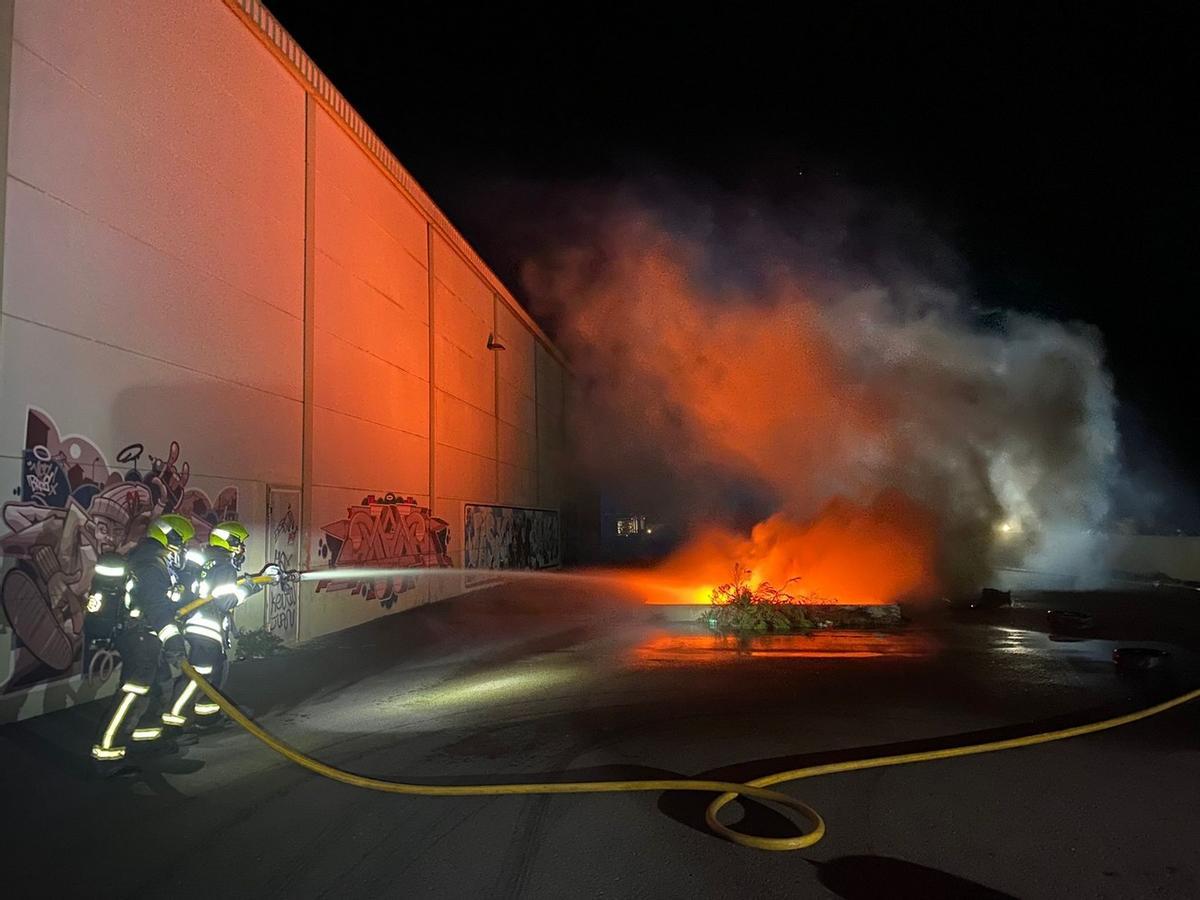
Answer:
[
  {"left": 313, "top": 328, "right": 429, "bottom": 437},
  {"left": 432, "top": 231, "right": 491, "bottom": 325},
  {"left": 312, "top": 406, "right": 428, "bottom": 496},
  {"left": 499, "top": 462, "right": 537, "bottom": 508},
  {"left": 498, "top": 389, "right": 536, "bottom": 437},
  {"left": 436, "top": 389, "right": 496, "bottom": 458},
  {"left": 435, "top": 329, "right": 494, "bottom": 413},
  {"left": 3, "top": 179, "right": 302, "bottom": 400},
  {"left": 315, "top": 173, "right": 429, "bottom": 320},
  {"left": 499, "top": 420, "right": 535, "bottom": 470},
  {"left": 436, "top": 444, "right": 497, "bottom": 505},
  {"left": 314, "top": 250, "right": 428, "bottom": 378},
  {"left": 432, "top": 281, "right": 485, "bottom": 359},
  {"left": 497, "top": 301, "right": 535, "bottom": 400}
]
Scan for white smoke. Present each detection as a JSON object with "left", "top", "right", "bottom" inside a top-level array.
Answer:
[{"left": 523, "top": 189, "right": 1119, "bottom": 593}]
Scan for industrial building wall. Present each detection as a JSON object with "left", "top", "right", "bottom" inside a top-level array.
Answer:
[
  {"left": 0, "top": 0, "right": 568, "bottom": 721},
  {"left": 298, "top": 104, "right": 434, "bottom": 640}
]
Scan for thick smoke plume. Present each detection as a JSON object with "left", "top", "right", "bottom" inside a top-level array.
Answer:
[{"left": 523, "top": 187, "right": 1117, "bottom": 600}]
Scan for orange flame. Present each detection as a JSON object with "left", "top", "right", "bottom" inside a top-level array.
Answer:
[{"left": 630, "top": 489, "right": 938, "bottom": 605}]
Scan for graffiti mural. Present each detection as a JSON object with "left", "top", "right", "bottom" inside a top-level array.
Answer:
[
  {"left": 315, "top": 493, "right": 451, "bottom": 609},
  {"left": 265, "top": 489, "right": 300, "bottom": 642},
  {"left": 464, "top": 504, "right": 561, "bottom": 571},
  {"left": 1, "top": 408, "right": 239, "bottom": 693}
]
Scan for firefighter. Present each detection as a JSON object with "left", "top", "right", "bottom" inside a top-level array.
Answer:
[
  {"left": 81, "top": 550, "right": 131, "bottom": 679},
  {"left": 91, "top": 514, "right": 194, "bottom": 771},
  {"left": 163, "top": 521, "right": 280, "bottom": 730},
  {"left": 155, "top": 541, "right": 210, "bottom": 735}
]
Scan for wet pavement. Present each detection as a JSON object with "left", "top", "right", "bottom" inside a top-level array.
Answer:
[{"left": 2, "top": 583, "right": 1198, "bottom": 898}]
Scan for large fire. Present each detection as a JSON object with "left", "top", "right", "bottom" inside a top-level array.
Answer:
[
  {"left": 529, "top": 208, "right": 1117, "bottom": 602},
  {"left": 629, "top": 489, "right": 938, "bottom": 605}
]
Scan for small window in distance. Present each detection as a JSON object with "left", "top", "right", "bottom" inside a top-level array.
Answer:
[{"left": 616, "top": 516, "right": 645, "bottom": 537}]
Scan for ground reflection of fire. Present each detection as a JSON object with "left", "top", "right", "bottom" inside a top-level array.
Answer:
[
  {"left": 622, "top": 490, "right": 939, "bottom": 606},
  {"left": 631, "top": 630, "right": 938, "bottom": 666}
]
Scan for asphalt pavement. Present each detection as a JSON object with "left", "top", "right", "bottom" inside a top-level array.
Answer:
[{"left": 2, "top": 581, "right": 1198, "bottom": 899}]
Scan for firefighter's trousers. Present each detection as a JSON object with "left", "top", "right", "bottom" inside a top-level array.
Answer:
[
  {"left": 163, "top": 630, "right": 227, "bottom": 727},
  {"left": 91, "top": 627, "right": 176, "bottom": 761}
]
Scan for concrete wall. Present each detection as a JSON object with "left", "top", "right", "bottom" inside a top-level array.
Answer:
[{"left": 0, "top": 0, "right": 568, "bottom": 721}]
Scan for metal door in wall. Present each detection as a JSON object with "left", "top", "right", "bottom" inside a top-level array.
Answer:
[{"left": 265, "top": 487, "right": 301, "bottom": 644}]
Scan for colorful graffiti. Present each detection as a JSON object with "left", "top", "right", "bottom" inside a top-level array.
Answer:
[
  {"left": 464, "top": 504, "right": 561, "bottom": 571},
  {"left": 316, "top": 493, "right": 451, "bottom": 609},
  {"left": 1, "top": 408, "right": 238, "bottom": 693},
  {"left": 266, "top": 490, "right": 300, "bottom": 640}
]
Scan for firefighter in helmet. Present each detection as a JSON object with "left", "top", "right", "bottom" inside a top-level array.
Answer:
[
  {"left": 91, "top": 513, "right": 194, "bottom": 770},
  {"left": 163, "top": 521, "right": 280, "bottom": 730}
]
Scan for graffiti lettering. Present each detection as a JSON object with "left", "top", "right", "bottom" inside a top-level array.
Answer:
[
  {"left": 464, "top": 504, "right": 561, "bottom": 571},
  {"left": 25, "top": 454, "right": 62, "bottom": 501},
  {"left": 266, "top": 492, "right": 300, "bottom": 641},
  {"left": 316, "top": 494, "right": 450, "bottom": 608}
]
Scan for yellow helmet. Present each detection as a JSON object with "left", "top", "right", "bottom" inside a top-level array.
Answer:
[
  {"left": 210, "top": 520, "right": 249, "bottom": 567},
  {"left": 209, "top": 521, "right": 249, "bottom": 552},
  {"left": 147, "top": 514, "right": 194, "bottom": 550}
]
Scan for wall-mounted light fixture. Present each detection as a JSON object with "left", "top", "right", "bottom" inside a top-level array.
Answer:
[{"left": 487, "top": 333, "right": 506, "bottom": 351}]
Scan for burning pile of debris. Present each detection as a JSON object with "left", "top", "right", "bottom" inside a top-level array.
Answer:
[
  {"left": 702, "top": 565, "right": 814, "bottom": 633},
  {"left": 701, "top": 564, "right": 903, "bottom": 633},
  {"left": 629, "top": 491, "right": 933, "bottom": 626}
]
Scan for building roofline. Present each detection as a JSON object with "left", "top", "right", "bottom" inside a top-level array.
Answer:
[{"left": 223, "top": 0, "right": 570, "bottom": 371}]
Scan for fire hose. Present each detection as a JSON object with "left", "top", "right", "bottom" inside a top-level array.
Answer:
[
  {"left": 175, "top": 568, "right": 288, "bottom": 619},
  {"left": 173, "top": 594, "right": 1200, "bottom": 851}
]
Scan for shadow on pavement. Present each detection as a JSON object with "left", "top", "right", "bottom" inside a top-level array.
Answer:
[{"left": 815, "top": 854, "right": 1016, "bottom": 899}]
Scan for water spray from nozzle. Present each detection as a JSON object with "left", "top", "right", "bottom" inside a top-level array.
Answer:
[{"left": 292, "top": 566, "right": 625, "bottom": 585}]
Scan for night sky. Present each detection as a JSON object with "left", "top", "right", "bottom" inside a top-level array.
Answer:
[{"left": 267, "top": 1, "right": 1198, "bottom": 530}]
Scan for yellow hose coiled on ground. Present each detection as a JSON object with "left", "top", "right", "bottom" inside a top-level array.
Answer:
[{"left": 180, "top": 659, "right": 1200, "bottom": 851}]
